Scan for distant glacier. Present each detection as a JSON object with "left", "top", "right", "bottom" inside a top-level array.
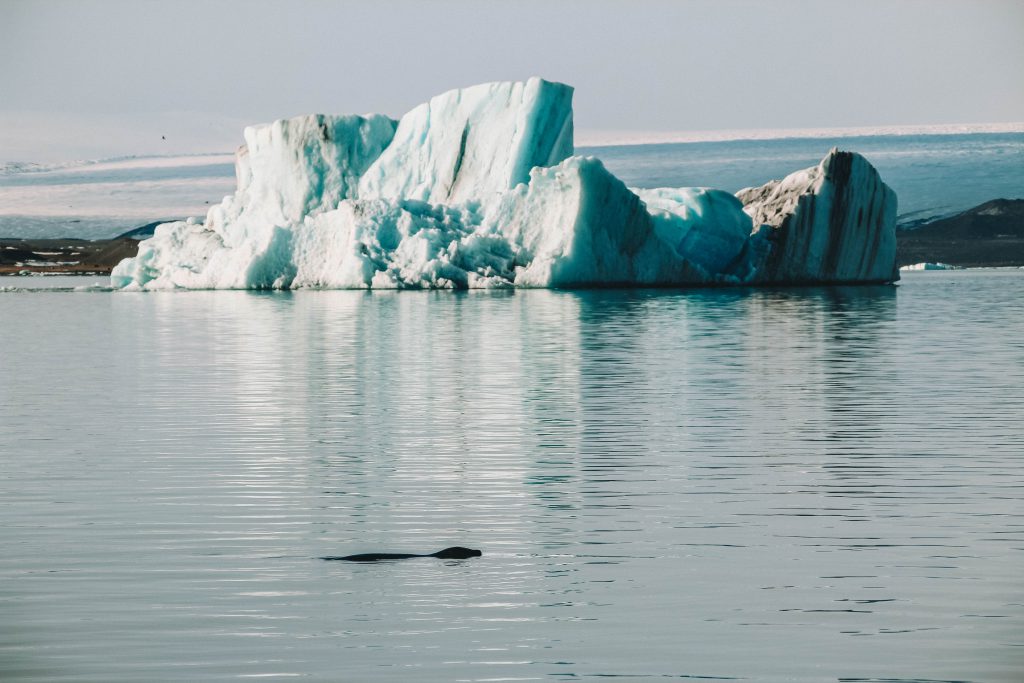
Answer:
[{"left": 111, "top": 78, "right": 898, "bottom": 290}]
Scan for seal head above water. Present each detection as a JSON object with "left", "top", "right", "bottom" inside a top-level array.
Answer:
[
  {"left": 431, "top": 546, "right": 481, "bottom": 559},
  {"left": 322, "top": 546, "right": 482, "bottom": 562}
]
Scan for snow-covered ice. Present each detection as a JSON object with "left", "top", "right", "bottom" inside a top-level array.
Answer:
[{"left": 112, "top": 78, "right": 899, "bottom": 290}]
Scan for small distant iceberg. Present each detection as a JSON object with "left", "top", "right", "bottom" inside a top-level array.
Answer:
[
  {"left": 112, "top": 78, "right": 899, "bottom": 290},
  {"left": 899, "top": 262, "right": 962, "bottom": 271}
]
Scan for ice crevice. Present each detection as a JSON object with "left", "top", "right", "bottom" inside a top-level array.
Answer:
[{"left": 111, "top": 78, "right": 899, "bottom": 290}]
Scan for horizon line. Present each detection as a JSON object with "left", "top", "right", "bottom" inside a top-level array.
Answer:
[
  {"left": 575, "top": 121, "right": 1024, "bottom": 147},
  {"left": 3, "top": 121, "right": 1022, "bottom": 168}
]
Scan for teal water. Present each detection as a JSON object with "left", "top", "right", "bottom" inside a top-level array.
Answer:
[{"left": 1, "top": 271, "right": 1023, "bottom": 681}]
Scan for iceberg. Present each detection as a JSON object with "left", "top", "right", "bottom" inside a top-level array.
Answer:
[{"left": 111, "top": 78, "right": 899, "bottom": 290}]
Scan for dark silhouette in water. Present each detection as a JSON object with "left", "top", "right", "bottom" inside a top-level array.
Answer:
[{"left": 321, "top": 546, "right": 482, "bottom": 562}]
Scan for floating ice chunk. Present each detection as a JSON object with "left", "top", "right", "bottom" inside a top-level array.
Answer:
[
  {"left": 899, "top": 262, "right": 961, "bottom": 271},
  {"left": 111, "top": 81, "right": 899, "bottom": 290}
]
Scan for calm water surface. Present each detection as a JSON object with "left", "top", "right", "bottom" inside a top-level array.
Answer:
[{"left": 1, "top": 271, "right": 1023, "bottom": 681}]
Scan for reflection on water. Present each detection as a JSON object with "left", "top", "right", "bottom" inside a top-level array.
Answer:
[{"left": 1, "top": 272, "right": 1023, "bottom": 681}]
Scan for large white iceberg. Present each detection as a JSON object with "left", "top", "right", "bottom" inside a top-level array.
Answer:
[{"left": 112, "top": 78, "right": 898, "bottom": 290}]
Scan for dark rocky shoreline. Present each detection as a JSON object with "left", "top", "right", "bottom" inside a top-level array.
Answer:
[
  {"left": 0, "top": 237, "right": 141, "bottom": 275},
  {"left": 3, "top": 201, "right": 1022, "bottom": 276},
  {"left": 0, "top": 220, "right": 168, "bottom": 275},
  {"left": 897, "top": 199, "right": 1024, "bottom": 268}
]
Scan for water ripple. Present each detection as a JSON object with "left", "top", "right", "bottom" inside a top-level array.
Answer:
[{"left": 1, "top": 272, "right": 1023, "bottom": 681}]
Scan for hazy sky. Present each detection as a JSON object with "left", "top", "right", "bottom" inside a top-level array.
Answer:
[{"left": 2, "top": 0, "right": 1022, "bottom": 161}]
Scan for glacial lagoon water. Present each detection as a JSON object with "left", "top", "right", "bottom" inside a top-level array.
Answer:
[{"left": 2, "top": 271, "right": 1023, "bottom": 681}]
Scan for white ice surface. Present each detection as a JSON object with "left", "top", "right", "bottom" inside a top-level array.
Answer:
[
  {"left": 900, "top": 262, "right": 961, "bottom": 271},
  {"left": 358, "top": 78, "right": 573, "bottom": 205}
]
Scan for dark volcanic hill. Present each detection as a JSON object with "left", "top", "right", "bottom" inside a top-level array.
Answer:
[
  {"left": 0, "top": 219, "right": 184, "bottom": 275},
  {"left": 897, "top": 199, "right": 1024, "bottom": 267}
]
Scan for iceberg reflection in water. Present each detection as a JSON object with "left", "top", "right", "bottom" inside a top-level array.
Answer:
[{"left": 1, "top": 272, "right": 1023, "bottom": 681}]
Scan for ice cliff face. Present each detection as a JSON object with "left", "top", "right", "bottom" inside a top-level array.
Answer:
[
  {"left": 358, "top": 79, "right": 574, "bottom": 204},
  {"left": 111, "top": 78, "right": 898, "bottom": 290},
  {"left": 235, "top": 114, "right": 398, "bottom": 226},
  {"left": 737, "top": 149, "right": 898, "bottom": 284}
]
